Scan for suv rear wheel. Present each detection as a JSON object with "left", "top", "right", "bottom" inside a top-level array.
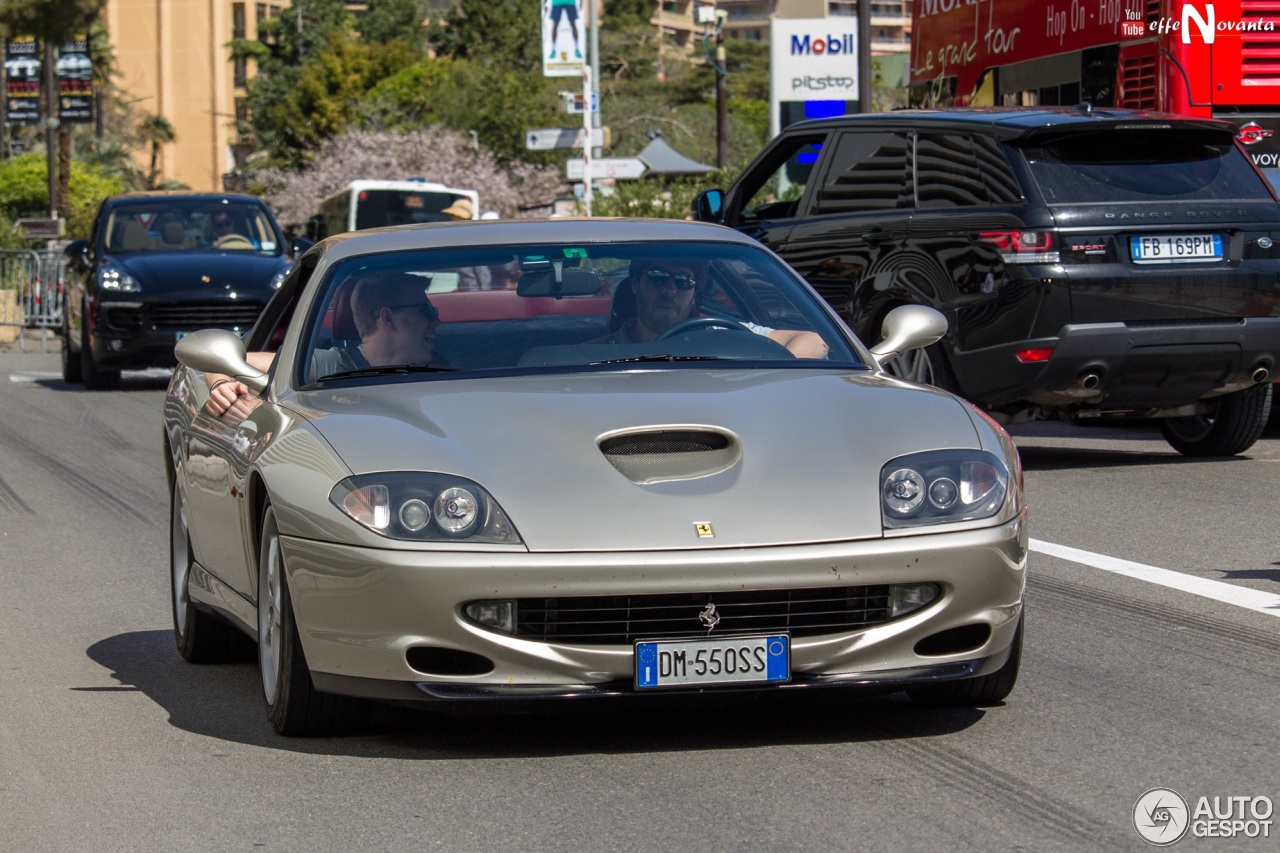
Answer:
[
  {"left": 1159, "top": 383, "right": 1272, "bottom": 456},
  {"left": 884, "top": 340, "right": 961, "bottom": 395}
]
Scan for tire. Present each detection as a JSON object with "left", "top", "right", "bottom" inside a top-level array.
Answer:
[
  {"left": 883, "top": 340, "right": 962, "bottom": 396},
  {"left": 258, "top": 503, "right": 369, "bottom": 736},
  {"left": 1159, "top": 382, "right": 1272, "bottom": 457},
  {"left": 80, "top": 319, "right": 121, "bottom": 391},
  {"left": 907, "top": 614, "right": 1023, "bottom": 708},
  {"left": 61, "top": 317, "right": 82, "bottom": 384},
  {"left": 170, "top": 482, "right": 252, "bottom": 663}
]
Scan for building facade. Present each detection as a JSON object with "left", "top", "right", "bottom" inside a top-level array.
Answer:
[{"left": 104, "top": 0, "right": 289, "bottom": 192}]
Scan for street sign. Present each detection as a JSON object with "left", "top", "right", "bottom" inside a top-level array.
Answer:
[
  {"left": 17, "top": 219, "right": 64, "bottom": 238},
  {"left": 561, "top": 91, "right": 598, "bottom": 114},
  {"left": 566, "top": 157, "right": 648, "bottom": 180},
  {"left": 526, "top": 127, "right": 608, "bottom": 151}
]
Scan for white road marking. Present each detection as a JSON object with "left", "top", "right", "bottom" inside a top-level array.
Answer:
[
  {"left": 9, "top": 371, "right": 60, "bottom": 383},
  {"left": 1031, "top": 538, "right": 1280, "bottom": 617}
]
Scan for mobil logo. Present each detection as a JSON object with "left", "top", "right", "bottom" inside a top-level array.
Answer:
[{"left": 790, "top": 33, "right": 856, "bottom": 55}]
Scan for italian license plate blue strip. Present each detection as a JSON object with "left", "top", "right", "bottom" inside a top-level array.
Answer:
[{"left": 635, "top": 634, "right": 790, "bottom": 689}]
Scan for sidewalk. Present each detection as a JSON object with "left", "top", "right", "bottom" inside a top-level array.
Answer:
[{"left": 0, "top": 326, "right": 62, "bottom": 355}]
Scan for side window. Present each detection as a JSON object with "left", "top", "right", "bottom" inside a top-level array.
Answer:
[
  {"left": 810, "top": 131, "right": 912, "bottom": 215},
  {"left": 974, "top": 135, "right": 1023, "bottom": 204},
  {"left": 915, "top": 133, "right": 1022, "bottom": 208},
  {"left": 738, "top": 132, "right": 831, "bottom": 221},
  {"left": 245, "top": 252, "right": 318, "bottom": 352}
]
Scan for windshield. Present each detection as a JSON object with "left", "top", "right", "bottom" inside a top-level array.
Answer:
[
  {"left": 298, "top": 241, "right": 860, "bottom": 385},
  {"left": 1022, "top": 129, "right": 1274, "bottom": 204},
  {"left": 103, "top": 200, "right": 281, "bottom": 255}
]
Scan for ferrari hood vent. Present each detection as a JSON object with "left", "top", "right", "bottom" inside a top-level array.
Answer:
[{"left": 598, "top": 428, "right": 740, "bottom": 484}]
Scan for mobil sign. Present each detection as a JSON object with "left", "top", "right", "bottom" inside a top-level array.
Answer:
[{"left": 770, "top": 17, "right": 859, "bottom": 102}]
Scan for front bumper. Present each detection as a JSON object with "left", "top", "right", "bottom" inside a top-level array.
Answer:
[{"left": 281, "top": 516, "right": 1027, "bottom": 703}]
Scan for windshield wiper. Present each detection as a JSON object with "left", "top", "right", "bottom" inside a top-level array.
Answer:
[
  {"left": 316, "top": 363, "right": 457, "bottom": 381},
  {"left": 589, "top": 354, "right": 726, "bottom": 366}
]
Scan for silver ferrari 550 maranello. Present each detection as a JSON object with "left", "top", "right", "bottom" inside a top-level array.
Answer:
[{"left": 163, "top": 218, "right": 1026, "bottom": 736}]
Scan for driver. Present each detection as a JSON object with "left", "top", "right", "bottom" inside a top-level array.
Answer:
[{"left": 592, "top": 258, "right": 828, "bottom": 359}]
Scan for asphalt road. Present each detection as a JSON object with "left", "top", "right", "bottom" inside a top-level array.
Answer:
[{"left": 1, "top": 347, "right": 1277, "bottom": 852}]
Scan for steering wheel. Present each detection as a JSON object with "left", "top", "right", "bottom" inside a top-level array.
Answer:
[
  {"left": 212, "top": 234, "right": 255, "bottom": 250},
  {"left": 655, "top": 316, "right": 752, "bottom": 341}
]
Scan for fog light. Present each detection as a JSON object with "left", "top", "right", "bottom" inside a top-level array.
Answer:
[
  {"left": 465, "top": 600, "right": 515, "bottom": 633},
  {"left": 889, "top": 583, "right": 940, "bottom": 618}
]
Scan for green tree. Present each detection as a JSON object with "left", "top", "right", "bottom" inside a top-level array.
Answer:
[
  {"left": 0, "top": 0, "right": 103, "bottom": 43},
  {"left": 358, "top": 0, "right": 427, "bottom": 51},
  {"left": 603, "top": 0, "right": 651, "bottom": 28},
  {"left": 138, "top": 114, "right": 175, "bottom": 189},
  {"left": 229, "top": 0, "right": 354, "bottom": 163},
  {"left": 426, "top": 0, "right": 542, "bottom": 73},
  {"left": 0, "top": 152, "right": 122, "bottom": 241}
]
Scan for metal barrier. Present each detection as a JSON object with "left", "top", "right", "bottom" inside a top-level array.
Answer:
[{"left": 0, "top": 248, "right": 65, "bottom": 353}]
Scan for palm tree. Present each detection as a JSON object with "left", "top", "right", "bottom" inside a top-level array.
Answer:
[{"left": 139, "top": 115, "right": 176, "bottom": 189}]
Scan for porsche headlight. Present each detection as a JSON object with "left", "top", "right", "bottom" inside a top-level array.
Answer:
[
  {"left": 98, "top": 264, "right": 141, "bottom": 292},
  {"left": 880, "top": 450, "right": 1008, "bottom": 530},
  {"left": 330, "top": 473, "right": 521, "bottom": 544},
  {"left": 268, "top": 266, "right": 290, "bottom": 290}
]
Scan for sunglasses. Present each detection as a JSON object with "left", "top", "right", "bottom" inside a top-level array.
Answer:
[
  {"left": 391, "top": 302, "right": 441, "bottom": 324},
  {"left": 643, "top": 268, "right": 698, "bottom": 291}
]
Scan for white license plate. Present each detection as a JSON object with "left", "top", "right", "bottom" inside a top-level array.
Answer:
[
  {"left": 634, "top": 634, "right": 790, "bottom": 689},
  {"left": 1130, "top": 234, "right": 1223, "bottom": 263}
]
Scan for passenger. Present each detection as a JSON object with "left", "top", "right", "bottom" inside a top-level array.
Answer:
[
  {"left": 204, "top": 272, "right": 444, "bottom": 417},
  {"left": 590, "top": 258, "right": 829, "bottom": 359},
  {"left": 441, "top": 198, "right": 474, "bottom": 221}
]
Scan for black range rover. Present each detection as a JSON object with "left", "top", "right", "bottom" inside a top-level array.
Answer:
[
  {"left": 694, "top": 107, "right": 1280, "bottom": 456},
  {"left": 62, "top": 192, "right": 311, "bottom": 390}
]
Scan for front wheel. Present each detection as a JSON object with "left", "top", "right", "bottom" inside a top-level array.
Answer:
[
  {"left": 259, "top": 503, "right": 369, "bottom": 736},
  {"left": 80, "top": 319, "right": 120, "bottom": 391},
  {"left": 1160, "top": 382, "right": 1272, "bottom": 457},
  {"left": 61, "top": 316, "right": 82, "bottom": 384}
]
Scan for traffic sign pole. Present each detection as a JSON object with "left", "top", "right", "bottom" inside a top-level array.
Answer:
[{"left": 581, "top": 63, "right": 593, "bottom": 216}]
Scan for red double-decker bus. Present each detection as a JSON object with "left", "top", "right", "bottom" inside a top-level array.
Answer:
[{"left": 909, "top": 0, "right": 1280, "bottom": 182}]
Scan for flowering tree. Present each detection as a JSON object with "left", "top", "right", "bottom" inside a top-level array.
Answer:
[{"left": 252, "top": 127, "right": 565, "bottom": 229}]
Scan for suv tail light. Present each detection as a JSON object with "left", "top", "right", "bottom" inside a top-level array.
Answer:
[{"left": 978, "top": 230, "right": 1060, "bottom": 264}]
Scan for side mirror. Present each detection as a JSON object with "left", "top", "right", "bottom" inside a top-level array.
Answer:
[
  {"left": 289, "top": 235, "right": 314, "bottom": 260},
  {"left": 867, "top": 305, "right": 948, "bottom": 371},
  {"left": 175, "top": 329, "right": 269, "bottom": 394},
  {"left": 63, "top": 239, "right": 90, "bottom": 268},
  {"left": 691, "top": 189, "right": 725, "bottom": 223}
]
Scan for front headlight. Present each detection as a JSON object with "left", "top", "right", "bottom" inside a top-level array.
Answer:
[
  {"left": 330, "top": 473, "right": 522, "bottom": 544},
  {"left": 98, "top": 264, "right": 140, "bottom": 292},
  {"left": 880, "top": 450, "right": 1008, "bottom": 530},
  {"left": 268, "top": 266, "right": 290, "bottom": 290}
]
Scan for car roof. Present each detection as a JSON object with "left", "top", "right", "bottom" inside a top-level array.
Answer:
[
  {"left": 104, "top": 191, "right": 269, "bottom": 205},
  {"left": 782, "top": 106, "right": 1238, "bottom": 140},
  {"left": 312, "top": 217, "right": 764, "bottom": 263}
]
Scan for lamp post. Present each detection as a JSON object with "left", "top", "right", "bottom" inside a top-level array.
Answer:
[{"left": 715, "top": 10, "right": 727, "bottom": 169}]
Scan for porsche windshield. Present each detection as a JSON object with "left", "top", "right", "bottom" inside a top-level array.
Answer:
[{"left": 298, "top": 241, "right": 861, "bottom": 384}]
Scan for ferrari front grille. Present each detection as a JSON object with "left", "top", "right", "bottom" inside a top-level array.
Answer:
[{"left": 513, "top": 585, "right": 894, "bottom": 644}]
